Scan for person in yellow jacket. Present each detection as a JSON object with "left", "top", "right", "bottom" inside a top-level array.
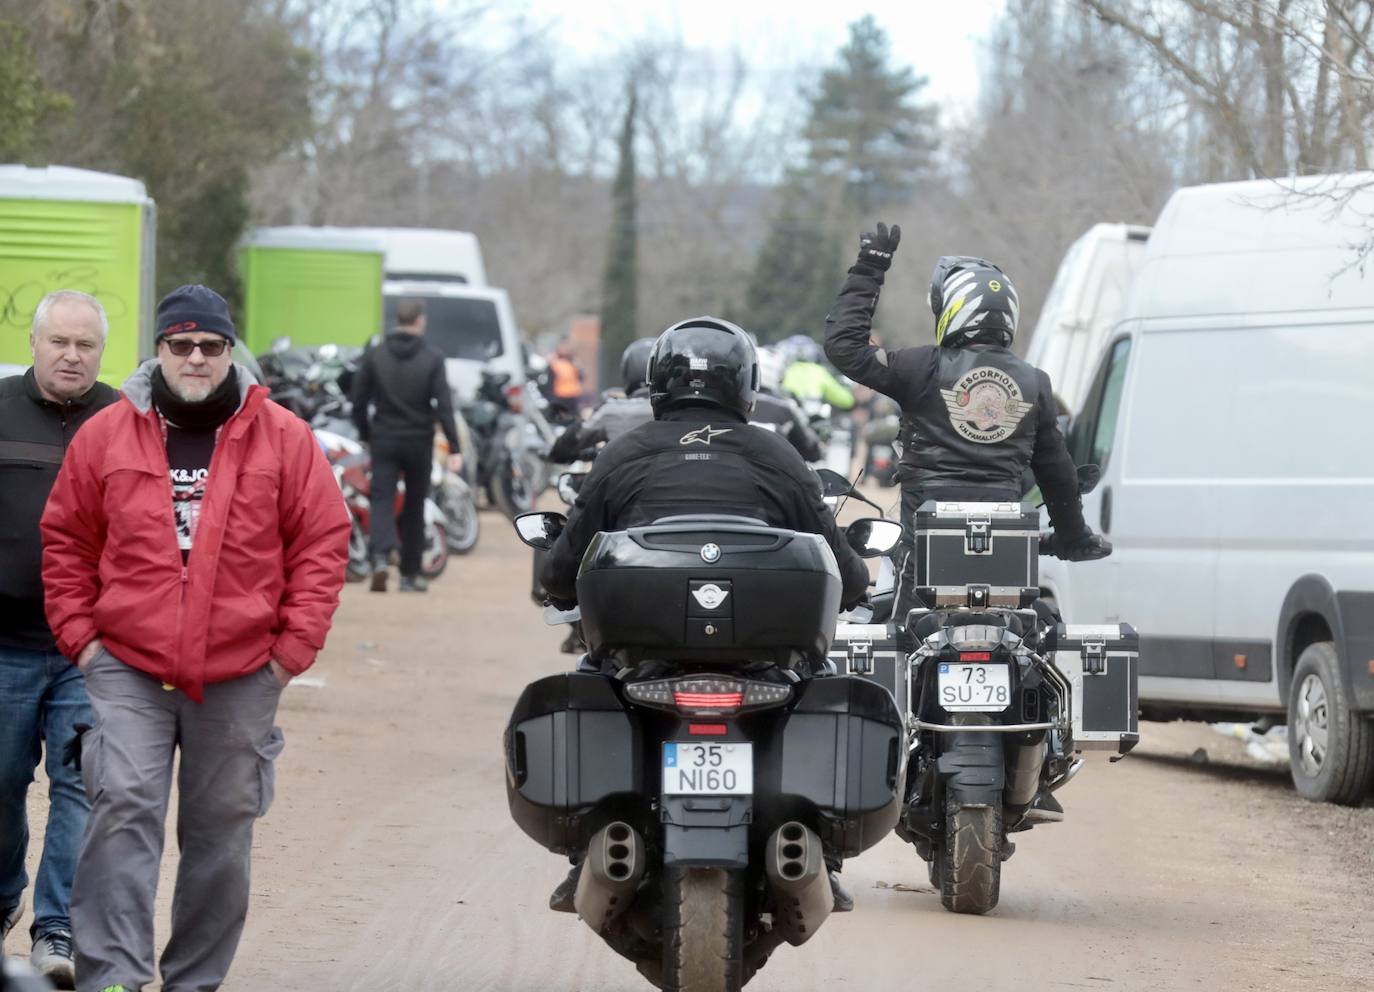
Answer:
[{"left": 780, "top": 337, "right": 856, "bottom": 411}]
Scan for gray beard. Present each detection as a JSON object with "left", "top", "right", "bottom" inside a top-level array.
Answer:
[{"left": 169, "top": 379, "right": 213, "bottom": 403}]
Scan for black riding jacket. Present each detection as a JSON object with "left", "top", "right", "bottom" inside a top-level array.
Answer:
[
  {"left": 751, "top": 391, "right": 824, "bottom": 463},
  {"left": 824, "top": 265, "right": 1087, "bottom": 539},
  {"left": 540, "top": 406, "right": 870, "bottom": 609},
  {"left": 351, "top": 331, "right": 461, "bottom": 450}
]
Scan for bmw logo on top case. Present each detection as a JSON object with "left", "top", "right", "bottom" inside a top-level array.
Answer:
[{"left": 700, "top": 543, "right": 722, "bottom": 563}]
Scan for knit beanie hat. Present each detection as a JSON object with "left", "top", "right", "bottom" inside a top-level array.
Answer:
[{"left": 155, "top": 284, "right": 236, "bottom": 346}]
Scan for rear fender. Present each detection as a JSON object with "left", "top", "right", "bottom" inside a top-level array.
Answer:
[{"left": 937, "top": 730, "right": 1006, "bottom": 807}]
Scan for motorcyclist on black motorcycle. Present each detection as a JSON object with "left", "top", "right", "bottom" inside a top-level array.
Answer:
[
  {"left": 537, "top": 315, "right": 872, "bottom": 911},
  {"left": 750, "top": 346, "right": 825, "bottom": 462},
  {"left": 546, "top": 337, "right": 656, "bottom": 463},
  {"left": 824, "top": 223, "right": 1111, "bottom": 641}
]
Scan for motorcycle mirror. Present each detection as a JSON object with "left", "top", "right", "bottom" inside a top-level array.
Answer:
[
  {"left": 514, "top": 511, "right": 567, "bottom": 550},
  {"left": 844, "top": 517, "right": 903, "bottom": 557},
  {"left": 1076, "top": 464, "right": 1102, "bottom": 496},
  {"left": 814, "top": 468, "right": 855, "bottom": 498}
]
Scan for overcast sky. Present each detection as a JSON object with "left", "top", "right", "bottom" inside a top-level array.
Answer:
[{"left": 518, "top": 0, "right": 1006, "bottom": 120}]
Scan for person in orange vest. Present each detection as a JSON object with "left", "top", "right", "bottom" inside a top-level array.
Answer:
[{"left": 546, "top": 342, "right": 584, "bottom": 422}]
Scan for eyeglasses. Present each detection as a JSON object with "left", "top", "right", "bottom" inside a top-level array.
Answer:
[{"left": 163, "top": 338, "right": 229, "bottom": 358}]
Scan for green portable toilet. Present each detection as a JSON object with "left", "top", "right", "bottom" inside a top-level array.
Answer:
[
  {"left": 0, "top": 165, "right": 156, "bottom": 382},
  {"left": 239, "top": 227, "right": 385, "bottom": 354}
]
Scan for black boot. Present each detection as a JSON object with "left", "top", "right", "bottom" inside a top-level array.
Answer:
[
  {"left": 369, "top": 556, "right": 389, "bottom": 593},
  {"left": 828, "top": 870, "right": 854, "bottom": 912},
  {"left": 549, "top": 862, "right": 582, "bottom": 913}
]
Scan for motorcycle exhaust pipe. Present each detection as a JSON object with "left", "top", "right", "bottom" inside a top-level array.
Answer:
[
  {"left": 574, "top": 822, "right": 646, "bottom": 933},
  {"left": 1005, "top": 739, "right": 1047, "bottom": 808},
  {"left": 764, "top": 822, "right": 832, "bottom": 946}
]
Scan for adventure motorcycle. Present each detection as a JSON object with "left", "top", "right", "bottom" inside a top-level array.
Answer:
[
  {"left": 819, "top": 470, "right": 1137, "bottom": 916},
  {"left": 508, "top": 510, "right": 905, "bottom": 989}
]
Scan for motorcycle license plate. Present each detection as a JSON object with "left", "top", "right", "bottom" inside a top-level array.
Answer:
[
  {"left": 937, "top": 663, "right": 1012, "bottom": 712},
  {"left": 662, "top": 742, "right": 753, "bottom": 796}
]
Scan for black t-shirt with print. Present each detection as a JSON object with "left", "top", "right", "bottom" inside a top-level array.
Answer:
[{"left": 166, "top": 425, "right": 216, "bottom": 561}]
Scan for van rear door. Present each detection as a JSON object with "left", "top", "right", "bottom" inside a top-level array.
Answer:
[{"left": 383, "top": 283, "right": 523, "bottom": 402}]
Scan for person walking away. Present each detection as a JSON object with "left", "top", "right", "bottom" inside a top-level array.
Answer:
[
  {"left": 40, "top": 285, "right": 350, "bottom": 992},
  {"left": 0, "top": 292, "right": 118, "bottom": 987},
  {"left": 824, "top": 223, "right": 1109, "bottom": 644},
  {"left": 350, "top": 299, "right": 463, "bottom": 593}
]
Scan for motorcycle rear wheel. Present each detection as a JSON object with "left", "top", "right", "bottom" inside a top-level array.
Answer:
[
  {"left": 939, "top": 797, "right": 1003, "bottom": 915},
  {"left": 662, "top": 867, "right": 743, "bottom": 992},
  {"left": 420, "top": 519, "right": 450, "bottom": 579},
  {"left": 445, "top": 492, "right": 481, "bottom": 555}
]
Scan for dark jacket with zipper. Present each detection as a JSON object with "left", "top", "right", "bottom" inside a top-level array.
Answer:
[
  {"left": 540, "top": 406, "right": 869, "bottom": 609},
  {"left": 825, "top": 265, "right": 1087, "bottom": 539},
  {"left": 0, "top": 369, "right": 118, "bottom": 652},
  {"left": 351, "top": 331, "right": 461, "bottom": 450}
]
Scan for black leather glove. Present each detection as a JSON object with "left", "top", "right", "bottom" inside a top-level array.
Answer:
[
  {"left": 856, "top": 221, "right": 901, "bottom": 272},
  {"left": 1052, "top": 532, "right": 1113, "bottom": 562},
  {"left": 62, "top": 723, "right": 92, "bottom": 771}
]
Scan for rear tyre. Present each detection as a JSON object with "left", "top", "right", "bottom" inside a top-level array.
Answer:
[
  {"left": 662, "top": 867, "right": 743, "bottom": 992},
  {"left": 419, "top": 518, "right": 450, "bottom": 579},
  {"left": 492, "top": 462, "right": 534, "bottom": 519},
  {"left": 345, "top": 519, "right": 368, "bottom": 583},
  {"left": 1288, "top": 641, "right": 1374, "bottom": 805},
  {"left": 940, "top": 797, "right": 1003, "bottom": 915},
  {"left": 445, "top": 492, "right": 481, "bottom": 555}
]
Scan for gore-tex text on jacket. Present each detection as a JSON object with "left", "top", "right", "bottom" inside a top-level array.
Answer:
[
  {"left": 0, "top": 370, "right": 118, "bottom": 652},
  {"left": 40, "top": 361, "right": 352, "bottom": 701}
]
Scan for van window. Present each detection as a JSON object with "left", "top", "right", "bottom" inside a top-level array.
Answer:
[
  {"left": 383, "top": 295, "right": 503, "bottom": 361},
  {"left": 1069, "top": 336, "right": 1131, "bottom": 468}
]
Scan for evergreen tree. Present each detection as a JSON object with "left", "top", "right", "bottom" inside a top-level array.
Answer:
[
  {"left": 805, "top": 15, "right": 940, "bottom": 215},
  {"left": 600, "top": 87, "right": 639, "bottom": 387},
  {"left": 743, "top": 181, "right": 843, "bottom": 342},
  {"left": 0, "top": 22, "right": 70, "bottom": 162}
]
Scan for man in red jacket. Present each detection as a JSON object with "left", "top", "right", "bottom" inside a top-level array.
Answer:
[{"left": 40, "top": 285, "right": 350, "bottom": 992}]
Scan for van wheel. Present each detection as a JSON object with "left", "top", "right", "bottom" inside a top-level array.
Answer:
[{"left": 1288, "top": 641, "right": 1374, "bottom": 805}]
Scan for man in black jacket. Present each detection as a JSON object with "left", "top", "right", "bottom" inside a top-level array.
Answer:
[
  {"left": 351, "top": 299, "right": 462, "bottom": 593},
  {"left": 541, "top": 316, "right": 868, "bottom": 613},
  {"left": 0, "top": 290, "right": 118, "bottom": 986},
  {"left": 824, "top": 223, "right": 1109, "bottom": 635}
]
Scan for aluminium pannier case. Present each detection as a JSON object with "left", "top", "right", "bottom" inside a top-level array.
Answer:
[
  {"left": 1044, "top": 622, "right": 1140, "bottom": 754},
  {"left": 828, "top": 622, "right": 909, "bottom": 723},
  {"left": 914, "top": 501, "right": 1039, "bottom": 610}
]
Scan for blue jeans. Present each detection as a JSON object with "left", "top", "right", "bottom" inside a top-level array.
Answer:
[{"left": 0, "top": 645, "right": 93, "bottom": 938}]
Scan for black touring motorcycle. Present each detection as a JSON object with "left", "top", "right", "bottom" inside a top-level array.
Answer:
[
  {"left": 818, "top": 469, "right": 1139, "bottom": 916},
  {"left": 508, "top": 510, "right": 905, "bottom": 990}
]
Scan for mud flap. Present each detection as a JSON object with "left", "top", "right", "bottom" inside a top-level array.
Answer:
[
  {"left": 938, "top": 732, "right": 1005, "bottom": 808},
  {"left": 661, "top": 795, "right": 751, "bottom": 868}
]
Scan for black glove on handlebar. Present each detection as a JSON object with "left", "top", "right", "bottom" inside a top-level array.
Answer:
[
  {"left": 1052, "top": 532, "right": 1113, "bottom": 562},
  {"left": 856, "top": 221, "right": 901, "bottom": 272}
]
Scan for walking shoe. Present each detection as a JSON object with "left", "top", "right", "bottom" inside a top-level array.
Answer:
[
  {"left": 1, "top": 899, "right": 21, "bottom": 944},
  {"left": 31, "top": 930, "right": 76, "bottom": 988},
  {"left": 398, "top": 575, "right": 429, "bottom": 593},
  {"left": 369, "top": 556, "right": 389, "bottom": 593}
]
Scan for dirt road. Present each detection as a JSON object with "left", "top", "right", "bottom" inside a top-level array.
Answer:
[{"left": 19, "top": 511, "right": 1374, "bottom": 991}]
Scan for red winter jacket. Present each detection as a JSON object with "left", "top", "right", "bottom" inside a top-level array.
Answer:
[{"left": 41, "top": 363, "right": 351, "bottom": 701}]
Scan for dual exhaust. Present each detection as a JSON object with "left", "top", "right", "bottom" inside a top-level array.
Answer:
[{"left": 571, "top": 819, "right": 833, "bottom": 947}]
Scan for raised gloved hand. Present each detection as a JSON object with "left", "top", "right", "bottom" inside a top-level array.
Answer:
[
  {"left": 856, "top": 221, "right": 901, "bottom": 272},
  {"left": 1052, "top": 532, "right": 1113, "bottom": 562}
]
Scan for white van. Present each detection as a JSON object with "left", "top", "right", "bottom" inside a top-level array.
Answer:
[
  {"left": 381, "top": 280, "right": 525, "bottom": 400},
  {"left": 350, "top": 226, "right": 487, "bottom": 286},
  {"left": 1039, "top": 173, "right": 1374, "bottom": 804},
  {"left": 1024, "top": 222, "right": 1150, "bottom": 413}
]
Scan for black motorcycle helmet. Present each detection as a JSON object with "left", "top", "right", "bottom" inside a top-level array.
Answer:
[
  {"left": 928, "top": 255, "right": 1020, "bottom": 348},
  {"left": 647, "top": 316, "right": 758, "bottom": 419},
  {"left": 619, "top": 337, "right": 656, "bottom": 394}
]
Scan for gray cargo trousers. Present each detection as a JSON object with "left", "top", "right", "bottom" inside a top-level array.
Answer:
[{"left": 71, "top": 647, "right": 285, "bottom": 992}]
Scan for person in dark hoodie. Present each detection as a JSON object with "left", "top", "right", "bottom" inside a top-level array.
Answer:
[
  {"left": 351, "top": 299, "right": 464, "bottom": 593},
  {"left": 0, "top": 290, "right": 117, "bottom": 986}
]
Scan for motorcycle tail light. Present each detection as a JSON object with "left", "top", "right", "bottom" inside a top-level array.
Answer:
[
  {"left": 505, "top": 384, "right": 525, "bottom": 413},
  {"left": 625, "top": 676, "right": 792, "bottom": 715}
]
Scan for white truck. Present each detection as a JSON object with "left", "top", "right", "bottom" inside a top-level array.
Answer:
[{"left": 1038, "top": 173, "right": 1374, "bottom": 804}]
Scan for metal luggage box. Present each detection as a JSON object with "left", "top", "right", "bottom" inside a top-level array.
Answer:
[
  {"left": 914, "top": 501, "right": 1039, "bottom": 609},
  {"left": 1045, "top": 623, "right": 1140, "bottom": 754},
  {"left": 828, "top": 622, "right": 909, "bottom": 724}
]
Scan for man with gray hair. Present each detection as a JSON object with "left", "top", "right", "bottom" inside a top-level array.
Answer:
[{"left": 0, "top": 291, "right": 117, "bottom": 987}]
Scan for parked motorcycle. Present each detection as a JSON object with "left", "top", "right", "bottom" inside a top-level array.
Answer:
[
  {"left": 432, "top": 433, "right": 480, "bottom": 555},
  {"left": 818, "top": 469, "right": 1137, "bottom": 916},
  {"left": 315, "top": 429, "right": 450, "bottom": 582},
  {"left": 508, "top": 510, "right": 906, "bottom": 989},
  {"left": 462, "top": 368, "right": 548, "bottom": 518}
]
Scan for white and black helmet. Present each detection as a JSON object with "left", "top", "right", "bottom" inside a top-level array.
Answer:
[{"left": 928, "top": 256, "right": 1019, "bottom": 348}]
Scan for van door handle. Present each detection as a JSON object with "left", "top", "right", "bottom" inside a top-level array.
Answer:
[{"left": 1100, "top": 486, "right": 1113, "bottom": 534}]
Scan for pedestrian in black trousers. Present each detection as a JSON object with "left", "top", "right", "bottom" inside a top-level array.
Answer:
[{"left": 350, "top": 299, "right": 463, "bottom": 593}]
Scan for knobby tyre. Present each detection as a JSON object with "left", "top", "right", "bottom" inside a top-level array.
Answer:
[
  {"left": 662, "top": 867, "right": 744, "bottom": 992},
  {"left": 940, "top": 796, "right": 1003, "bottom": 915}
]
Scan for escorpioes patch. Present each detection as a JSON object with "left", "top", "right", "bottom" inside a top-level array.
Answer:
[{"left": 940, "top": 367, "right": 1032, "bottom": 444}]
